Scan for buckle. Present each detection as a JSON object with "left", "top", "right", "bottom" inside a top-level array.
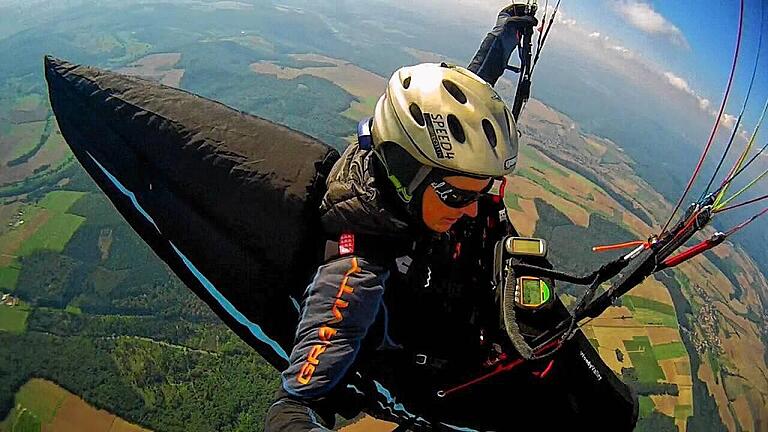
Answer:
[{"left": 415, "top": 354, "right": 428, "bottom": 365}]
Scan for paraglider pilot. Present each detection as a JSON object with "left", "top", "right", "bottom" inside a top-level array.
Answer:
[{"left": 266, "top": 4, "right": 638, "bottom": 431}]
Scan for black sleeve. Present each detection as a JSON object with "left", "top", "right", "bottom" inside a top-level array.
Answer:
[{"left": 467, "top": 11, "right": 537, "bottom": 86}]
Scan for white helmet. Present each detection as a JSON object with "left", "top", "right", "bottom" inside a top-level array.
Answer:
[{"left": 372, "top": 63, "right": 519, "bottom": 179}]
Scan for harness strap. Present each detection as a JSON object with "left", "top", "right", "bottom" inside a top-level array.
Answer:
[{"left": 358, "top": 117, "right": 373, "bottom": 150}]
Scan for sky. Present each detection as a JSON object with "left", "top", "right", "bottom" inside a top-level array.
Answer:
[
  {"left": 558, "top": 0, "right": 768, "bottom": 139},
  {"left": 414, "top": 0, "right": 768, "bottom": 146},
  {"left": 409, "top": 0, "right": 768, "bottom": 196}
]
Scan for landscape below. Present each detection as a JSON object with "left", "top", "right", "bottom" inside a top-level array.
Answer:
[{"left": 0, "top": 2, "right": 766, "bottom": 432}]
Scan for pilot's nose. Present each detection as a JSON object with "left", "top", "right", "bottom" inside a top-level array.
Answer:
[{"left": 461, "top": 201, "right": 479, "bottom": 219}]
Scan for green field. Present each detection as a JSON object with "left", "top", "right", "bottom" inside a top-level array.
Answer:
[
  {"left": 37, "top": 191, "right": 86, "bottom": 213},
  {"left": 108, "top": 31, "right": 153, "bottom": 64},
  {"left": 505, "top": 192, "right": 522, "bottom": 211},
  {"left": 7, "top": 408, "right": 41, "bottom": 432},
  {"left": 675, "top": 404, "right": 693, "bottom": 421},
  {"left": 652, "top": 342, "right": 688, "bottom": 360},
  {"left": 622, "top": 295, "right": 678, "bottom": 328},
  {"left": 13, "top": 94, "right": 43, "bottom": 112},
  {"left": 14, "top": 379, "right": 67, "bottom": 424},
  {"left": 624, "top": 336, "right": 666, "bottom": 383},
  {"left": 4, "top": 121, "right": 46, "bottom": 161},
  {"left": 631, "top": 308, "right": 679, "bottom": 328},
  {"left": 17, "top": 213, "right": 85, "bottom": 256},
  {"left": 341, "top": 95, "right": 379, "bottom": 120},
  {"left": 0, "top": 265, "right": 20, "bottom": 291},
  {"left": 521, "top": 145, "right": 570, "bottom": 178},
  {"left": 639, "top": 395, "right": 655, "bottom": 417},
  {"left": 0, "top": 302, "right": 30, "bottom": 333},
  {"left": 622, "top": 295, "right": 676, "bottom": 315}
]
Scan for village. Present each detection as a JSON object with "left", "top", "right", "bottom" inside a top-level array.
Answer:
[
  {"left": 6, "top": 208, "right": 25, "bottom": 229},
  {"left": 1, "top": 292, "right": 20, "bottom": 307},
  {"left": 690, "top": 283, "right": 725, "bottom": 359}
]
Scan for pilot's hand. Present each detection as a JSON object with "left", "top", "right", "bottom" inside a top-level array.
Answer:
[{"left": 498, "top": 5, "right": 539, "bottom": 30}]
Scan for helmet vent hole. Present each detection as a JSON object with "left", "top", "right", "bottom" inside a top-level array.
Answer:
[
  {"left": 410, "top": 103, "right": 426, "bottom": 126},
  {"left": 504, "top": 108, "right": 513, "bottom": 135},
  {"left": 482, "top": 119, "right": 497, "bottom": 148},
  {"left": 442, "top": 80, "right": 467, "bottom": 104},
  {"left": 402, "top": 76, "right": 412, "bottom": 89},
  {"left": 447, "top": 115, "right": 466, "bottom": 143}
]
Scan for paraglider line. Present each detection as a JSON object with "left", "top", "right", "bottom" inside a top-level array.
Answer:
[
  {"left": 702, "top": 0, "right": 764, "bottom": 199},
  {"left": 716, "top": 193, "right": 768, "bottom": 213},
  {"left": 661, "top": 0, "right": 745, "bottom": 234},
  {"left": 724, "top": 207, "right": 768, "bottom": 236}
]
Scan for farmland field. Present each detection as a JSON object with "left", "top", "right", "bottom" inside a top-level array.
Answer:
[
  {"left": 624, "top": 336, "right": 666, "bottom": 383},
  {"left": 16, "top": 213, "right": 85, "bottom": 256},
  {"left": 1, "top": 379, "right": 149, "bottom": 432},
  {"left": 250, "top": 53, "right": 386, "bottom": 122},
  {"left": 0, "top": 266, "right": 19, "bottom": 291},
  {"left": 653, "top": 342, "right": 688, "bottom": 361},
  {"left": 2, "top": 121, "right": 47, "bottom": 162},
  {"left": 0, "top": 302, "right": 29, "bottom": 333},
  {"left": 38, "top": 191, "right": 86, "bottom": 213}
]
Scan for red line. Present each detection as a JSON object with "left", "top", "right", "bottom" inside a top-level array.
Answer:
[{"left": 661, "top": 0, "right": 745, "bottom": 234}]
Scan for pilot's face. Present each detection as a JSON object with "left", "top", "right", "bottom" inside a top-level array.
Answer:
[{"left": 421, "top": 175, "right": 491, "bottom": 233}]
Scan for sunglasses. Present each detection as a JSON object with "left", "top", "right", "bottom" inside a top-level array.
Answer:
[{"left": 430, "top": 179, "right": 495, "bottom": 209}]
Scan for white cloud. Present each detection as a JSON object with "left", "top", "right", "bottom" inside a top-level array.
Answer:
[
  {"left": 546, "top": 11, "right": 741, "bottom": 132},
  {"left": 663, "top": 71, "right": 692, "bottom": 94},
  {"left": 614, "top": 1, "right": 689, "bottom": 49},
  {"left": 739, "top": 130, "right": 750, "bottom": 141},
  {"left": 662, "top": 71, "right": 713, "bottom": 115},
  {"left": 721, "top": 113, "right": 738, "bottom": 130}
]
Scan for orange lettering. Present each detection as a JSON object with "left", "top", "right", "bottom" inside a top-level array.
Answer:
[
  {"left": 318, "top": 326, "right": 337, "bottom": 341},
  {"left": 307, "top": 345, "right": 327, "bottom": 365},
  {"left": 296, "top": 257, "right": 362, "bottom": 386},
  {"left": 336, "top": 277, "right": 354, "bottom": 298},
  {"left": 329, "top": 298, "right": 349, "bottom": 324},
  {"left": 297, "top": 363, "right": 315, "bottom": 385}
]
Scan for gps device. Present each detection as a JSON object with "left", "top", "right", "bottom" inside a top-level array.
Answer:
[
  {"left": 504, "top": 237, "right": 547, "bottom": 257},
  {"left": 515, "top": 276, "right": 552, "bottom": 309}
]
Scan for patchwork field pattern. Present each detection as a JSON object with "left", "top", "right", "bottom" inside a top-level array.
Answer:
[
  {"left": 1, "top": 379, "right": 149, "bottom": 432},
  {"left": 250, "top": 53, "right": 386, "bottom": 121},
  {"left": 0, "top": 191, "right": 86, "bottom": 292}
]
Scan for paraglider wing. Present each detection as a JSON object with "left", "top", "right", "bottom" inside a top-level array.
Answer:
[{"left": 44, "top": 56, "right": 339, "bottom": 369}]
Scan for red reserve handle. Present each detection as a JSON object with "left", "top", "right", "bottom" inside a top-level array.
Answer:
[{"left": 661, "top": 233, "right": 726, "bottom": 269}]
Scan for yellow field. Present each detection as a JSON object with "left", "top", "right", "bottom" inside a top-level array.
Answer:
[
  {"left": 1, "top": 379, "right": 149, "bottom": 432},
  {"left": 338, "top": 415, "right": 397, "bottom": 431},
  {"left": 505, "top": 195, "right": 538, "bottom": 236},
  {"left": 0, "top": 206, "right": 51, "bottom": 266},
  {"left": 650, "top": 394, "right": 677, "bottom": 417},
  {"left": 0, "top": 123, "right": 71, "bottom": 186},
  {"left": 250, "top": 53, "right": 386, "bottom": 120},
  {"left": 626, "top": 277, "right": 673, "bottom": 305},
  {"left": 115, "top": 53, "right": 184, "bottom": 88},
  {"left": 506, "top": 176, "right": 590, "bottom": 228},
  {"left": 647, "top": 327, "right": 682, "bottom": 345}
]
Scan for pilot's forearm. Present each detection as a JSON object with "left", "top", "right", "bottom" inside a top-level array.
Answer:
[{"left": 468, "top": 10, "right": 536, "bottom": 86}]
